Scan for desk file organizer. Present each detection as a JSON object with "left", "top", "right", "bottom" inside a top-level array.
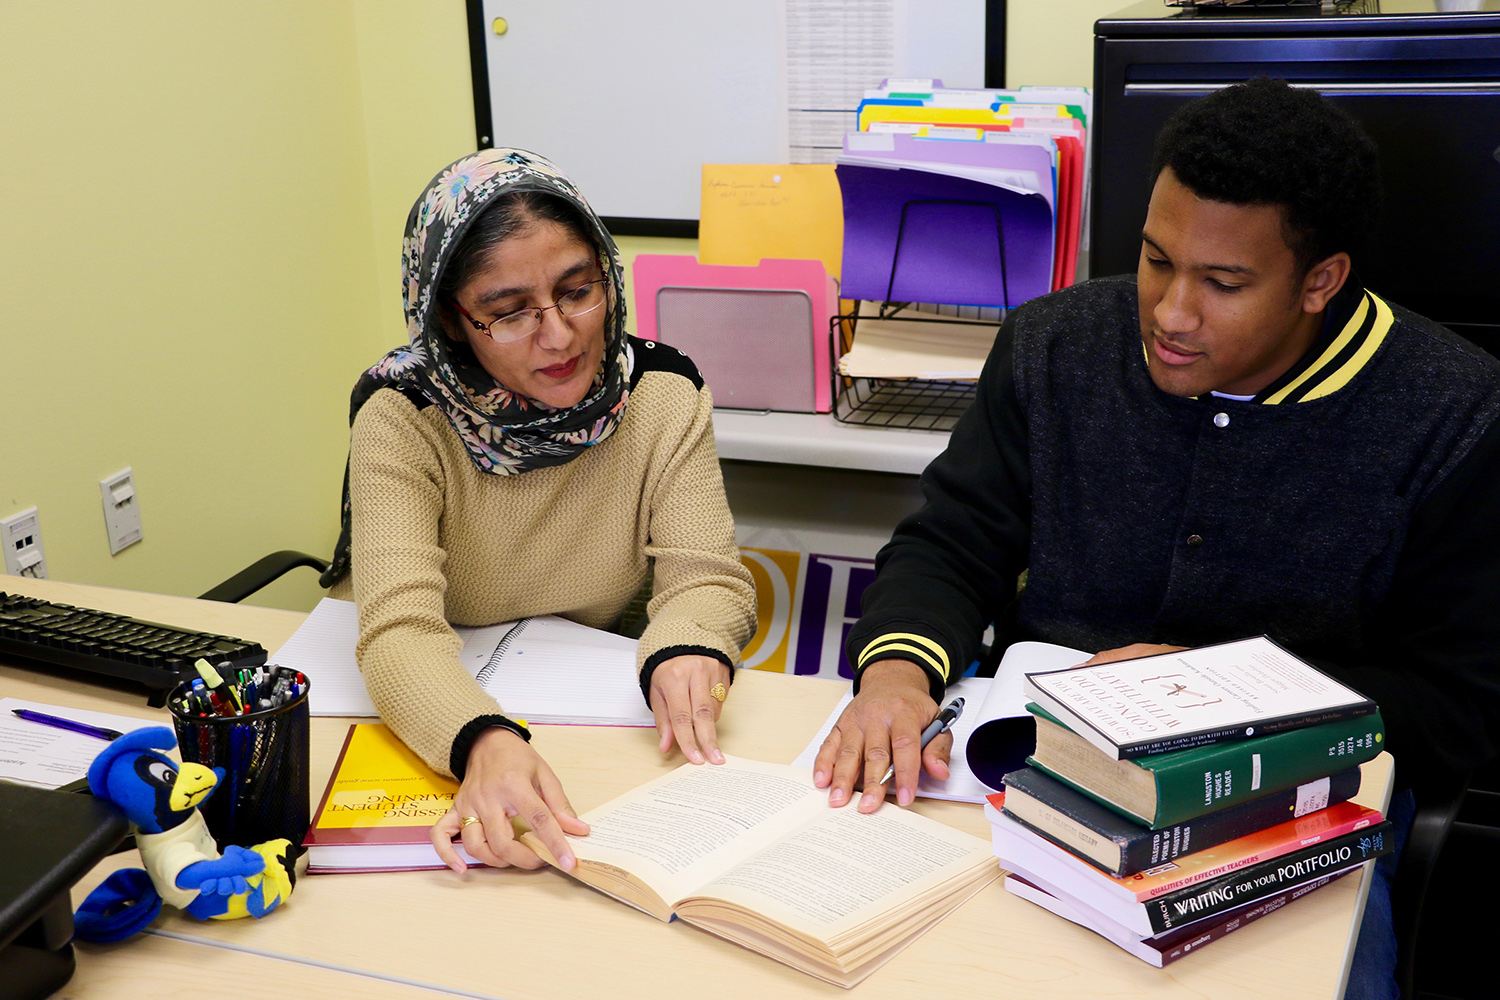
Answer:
[{"left": 633, "top": 256, "right": 837, "bottom": 413}]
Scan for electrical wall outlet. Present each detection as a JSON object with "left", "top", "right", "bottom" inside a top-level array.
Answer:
[
  {"left": 100, "top": 468, "right": 144, "bottom": 555},
  {"left": 1, "top": 507, "right": 48, "bottom": 578}
]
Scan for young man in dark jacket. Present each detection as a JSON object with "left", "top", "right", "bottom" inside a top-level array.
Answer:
[{"left": 816, "top": 78, "right": 1500, "bottom": 1000}]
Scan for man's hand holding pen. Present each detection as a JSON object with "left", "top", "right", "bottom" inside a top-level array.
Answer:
[{"left": 812, "top": 659, "right": 956, "bottom": 813}]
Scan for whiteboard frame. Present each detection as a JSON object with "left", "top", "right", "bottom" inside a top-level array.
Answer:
[{"left": 464, "top": 0, "right": 1007, "bottom": 236}]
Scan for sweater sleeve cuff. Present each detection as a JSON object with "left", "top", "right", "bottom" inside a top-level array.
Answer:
[
  {"left": 851, "top": 632, "right": 951, "bottom": 703},
  {"left": 449, "top": 714, "right": 532, "bottom": 781},
  {"left": 639, "top": 645, "right": 735, "bottom": 702}
]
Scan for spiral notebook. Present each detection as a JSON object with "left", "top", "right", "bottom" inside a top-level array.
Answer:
[
  {"left": 271, "top": 598, "right": 653, "bottom": 727},
  {"left": 463, "top": 615, "right": 652, "bottom": 727}
]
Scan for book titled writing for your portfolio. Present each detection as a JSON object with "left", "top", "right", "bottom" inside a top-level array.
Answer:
[
  {"left": 992, "top": 810, "right": 1392, "bottom": 936},
  {"left": 303, "top": 723, "right": 477, "bottom": 874},
  {"left": 1004, "top": 869, "right": 1354, "bottom": 968},
  {"left": 517, "top": 755, "right": 1000, "bottom": 988},
  {"left": 988, "top": 794, "right": 1384, "bottom": 905},
  {"left": 1023, "top": 636, "right": 1377, "bottom": 760}
]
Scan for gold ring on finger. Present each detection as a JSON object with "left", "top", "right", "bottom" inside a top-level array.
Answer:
[
  {"left": 710, "top": 683, "right": 727, "bottom": 703},
  {"left": 460, "top": 815, "right": 482, "bottom": 830}
]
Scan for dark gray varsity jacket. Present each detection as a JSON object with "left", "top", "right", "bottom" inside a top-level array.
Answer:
[{"left": 848, "top": 276, "right": 1500, "bottom": 791}]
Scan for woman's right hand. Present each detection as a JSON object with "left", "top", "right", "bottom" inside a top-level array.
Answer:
[{"left": 429, "top": 727, "right": 590, "bottom": 874}]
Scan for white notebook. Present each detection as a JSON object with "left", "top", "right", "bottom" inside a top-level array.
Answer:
[{"left": 271, "top": 598, "right": 652, "bottom": 726}]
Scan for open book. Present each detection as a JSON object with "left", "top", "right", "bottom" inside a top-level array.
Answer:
[
  {"left": 270, "top": 598, "right": 650, "bottom": 726},
  {"left": 519, "top": 756, "right": 999, "bottom": 988}
]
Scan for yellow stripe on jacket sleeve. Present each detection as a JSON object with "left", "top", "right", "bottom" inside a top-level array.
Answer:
[
  {"left": 1299, "top": 292, "right": 1395, "bottom": 401},
  {"left": 857, "top": 633, "right": 951, "bottom": 681}
]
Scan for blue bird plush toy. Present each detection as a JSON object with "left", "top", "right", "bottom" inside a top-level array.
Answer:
[{"left": 73, "top": 726, "right": 295, "bottom": 942}]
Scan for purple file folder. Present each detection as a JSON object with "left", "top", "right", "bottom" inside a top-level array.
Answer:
[{"left": 836, "top": 163, "right": 1054, "bottom": 308}]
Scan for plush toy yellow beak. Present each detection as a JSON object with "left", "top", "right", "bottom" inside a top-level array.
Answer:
[{"left": 169, "top": 762, "right": 219, "bottom": 813}]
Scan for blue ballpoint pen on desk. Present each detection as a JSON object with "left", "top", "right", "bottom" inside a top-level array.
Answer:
[
  {"left": 12, "top": 709, "right": 123, "bottom": 741},
  {"left": 878, "top": 696, "right": 965, "bottom": 788}
]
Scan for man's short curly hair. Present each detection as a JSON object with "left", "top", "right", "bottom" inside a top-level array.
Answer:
[{"left": 1150, "top": 78, "right": 1381, "bottom": 273}]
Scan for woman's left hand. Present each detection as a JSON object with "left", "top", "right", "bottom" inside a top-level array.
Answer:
[{"left": 648, "top": 654, "right": 732, "bottom": 765}]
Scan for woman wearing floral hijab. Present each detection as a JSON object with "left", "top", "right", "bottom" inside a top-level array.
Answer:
[{"left": 324, "top": 149, "right": 756, "bottom": 873}]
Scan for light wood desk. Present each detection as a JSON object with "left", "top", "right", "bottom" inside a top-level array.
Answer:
[{"left": 2, "top": 578, "right": 1387, "bottom": 999}]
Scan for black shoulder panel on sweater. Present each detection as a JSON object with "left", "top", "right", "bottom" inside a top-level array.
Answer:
[
  {"left": 628, "top": 335, "right": 705, "bottom": 391},
  {"left": 391, "top": 382, "right": 435, "bottom": 411}
]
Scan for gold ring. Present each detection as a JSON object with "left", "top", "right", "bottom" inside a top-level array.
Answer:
[
  {"left": 709, "top": 683, "right": 727, "bottom": 703},
  {"left": 459, "top": 815, "right": 482, "bottom": 830}
]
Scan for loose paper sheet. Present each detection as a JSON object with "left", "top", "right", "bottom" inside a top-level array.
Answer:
[
  {"left": 0, "top": 698, "right": 155, "bottom": 788},
  {"left": 837, "top": 304, "right": 999, "bottom": 380}
]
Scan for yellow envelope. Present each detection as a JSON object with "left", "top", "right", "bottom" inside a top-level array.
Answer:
[{"left": 699, "top": 164, "right": 843, "bottom": 278}]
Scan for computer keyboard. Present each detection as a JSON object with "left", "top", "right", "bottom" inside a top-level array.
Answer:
[{"left": 0, "top": 591, "right": 267, "bottom": 706}]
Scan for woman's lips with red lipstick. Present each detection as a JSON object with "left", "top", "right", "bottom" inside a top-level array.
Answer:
[{"left": 539, "top": 356, "right": 580, "bottom": 379}]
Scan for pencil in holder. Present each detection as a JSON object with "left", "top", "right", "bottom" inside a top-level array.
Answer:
[{"left": 167, "top": 665, "right": 310, "bottom": 854}]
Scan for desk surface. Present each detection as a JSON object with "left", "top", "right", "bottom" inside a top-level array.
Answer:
[{"left": 2, "top": 577, "right": 1386, "bottom": 1000}]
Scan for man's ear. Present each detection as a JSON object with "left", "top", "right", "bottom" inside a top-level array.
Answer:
[{"left": 1300, "top": 252, "right": 1352, "bottom": 314}]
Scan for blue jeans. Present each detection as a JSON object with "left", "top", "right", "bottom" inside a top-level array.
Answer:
[{"left": 1342, "top": 788, "right": 1416, "bottom": 1000}]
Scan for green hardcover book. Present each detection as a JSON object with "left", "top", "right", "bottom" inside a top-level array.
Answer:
[{"left": 1026, "top": 704, "right": 1384, "bottom": 829}]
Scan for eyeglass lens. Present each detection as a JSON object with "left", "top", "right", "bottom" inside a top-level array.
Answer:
[{"left": 487, "top": 280, "right": 607, "bottom": 342}]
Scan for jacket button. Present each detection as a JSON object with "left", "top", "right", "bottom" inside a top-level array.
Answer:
[
  {"left": 1187, "top": 534, "right": 1204, "bottom": 546},
  {"left": 1213, "top": 412, "right": 1230, "bottom": 428}
]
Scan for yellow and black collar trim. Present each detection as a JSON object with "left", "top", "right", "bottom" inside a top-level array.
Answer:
[
  {"left": 857, "top": 633, "right": 952, "bottom": 683},
  {"left": 1140, "top": 286, "right": 1396, "bottom": 405},
  {"left": 1256, "top": 289, "right": 1394, "bottom": 404}
]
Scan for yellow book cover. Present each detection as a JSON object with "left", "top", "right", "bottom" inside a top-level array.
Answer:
[{"left": 302, "top": 723, "right": 474, "bottom": 873}]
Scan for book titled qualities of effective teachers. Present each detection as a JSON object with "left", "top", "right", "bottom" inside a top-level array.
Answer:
[
  {"left": 518, "top": 755, "right": 1000, "bottom": 989},
  {"left": 1022, "top": 636, "right": 1376, "bottom": 760}
]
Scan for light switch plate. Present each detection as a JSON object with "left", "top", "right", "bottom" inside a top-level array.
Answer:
[{"left": 100, "top": 468, "right": 143, "bottom": 555}]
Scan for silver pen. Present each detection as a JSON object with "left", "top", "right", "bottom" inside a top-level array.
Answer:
[{"left": 878, "top": 696, "right": 965, "bottom": 787}]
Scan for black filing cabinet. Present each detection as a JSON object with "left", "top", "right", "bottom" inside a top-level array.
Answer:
[{"left": 1092, "top": 1, "right": 1500, "bottom": 354}]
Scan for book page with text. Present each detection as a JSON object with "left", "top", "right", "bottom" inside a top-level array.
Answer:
[
  {"left": 560, "top": 757, "right": 829, "bottom": 906},
  {"left": 691, "top": 804, "right": 995, "bottom": 936}
]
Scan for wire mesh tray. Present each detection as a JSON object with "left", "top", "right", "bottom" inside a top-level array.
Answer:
[
  {"left": 829, "top": 302, "right": 986, "bottom": 431},
  {"left": 832, "top": 376, "right": 975, "bottom": 431}
]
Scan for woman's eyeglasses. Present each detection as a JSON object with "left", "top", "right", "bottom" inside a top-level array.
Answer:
[{"left": 451, "top": 278, "right": 608, "bottom": 344}]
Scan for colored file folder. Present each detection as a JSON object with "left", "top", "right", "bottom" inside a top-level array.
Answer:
[
  {"left": 852, "top": 90, "right": 1089, "bottom": 297},
  {"left": 698, "top": 164, "right": 843, "bottom": 278},
  {"left": 836, "top": 129, "right": 1057, "bottom": 308},
  {"left": 632, "top": 255, "right": 836, "bottom": 413}
]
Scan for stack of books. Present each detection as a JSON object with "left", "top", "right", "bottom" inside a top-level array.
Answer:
[{"left": 987, "top": 636, "right": 1394, "bottom": 967}]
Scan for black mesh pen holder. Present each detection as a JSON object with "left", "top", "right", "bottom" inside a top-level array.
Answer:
[{"left": 168, "top": 666, "right": 310, "bottom": 855}]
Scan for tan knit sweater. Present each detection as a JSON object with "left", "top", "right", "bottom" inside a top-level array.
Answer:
[{"left": 329, "top": 355, "right": 756, "bottom": 776}]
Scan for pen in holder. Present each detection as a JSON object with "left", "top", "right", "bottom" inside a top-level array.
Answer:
[{"left": 167, "top": 665, "right": 310, "bottom": 855}]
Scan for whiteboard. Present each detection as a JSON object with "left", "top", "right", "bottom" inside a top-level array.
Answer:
[{"left": 469, "top": 0, "right": 994, "bottom": 227}]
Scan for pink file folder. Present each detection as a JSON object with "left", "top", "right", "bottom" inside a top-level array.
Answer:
[{"left": 633, "top": 255, "right": 837, "bottom": 412}]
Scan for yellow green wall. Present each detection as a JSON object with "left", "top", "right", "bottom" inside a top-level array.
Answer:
[
  {"left": 1007, "top": 0, "right": 1125, "bottom": 90},
  {"left": 0, "top": 2, "right": 1100, "bottom": 612},
  {"left": 0, "top": 2, "right": 472, "bottom": 613}
]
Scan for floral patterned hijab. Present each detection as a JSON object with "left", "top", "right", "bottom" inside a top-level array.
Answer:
[{"left": 321, "top": 149, "right": 633, "bottom": 586}]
